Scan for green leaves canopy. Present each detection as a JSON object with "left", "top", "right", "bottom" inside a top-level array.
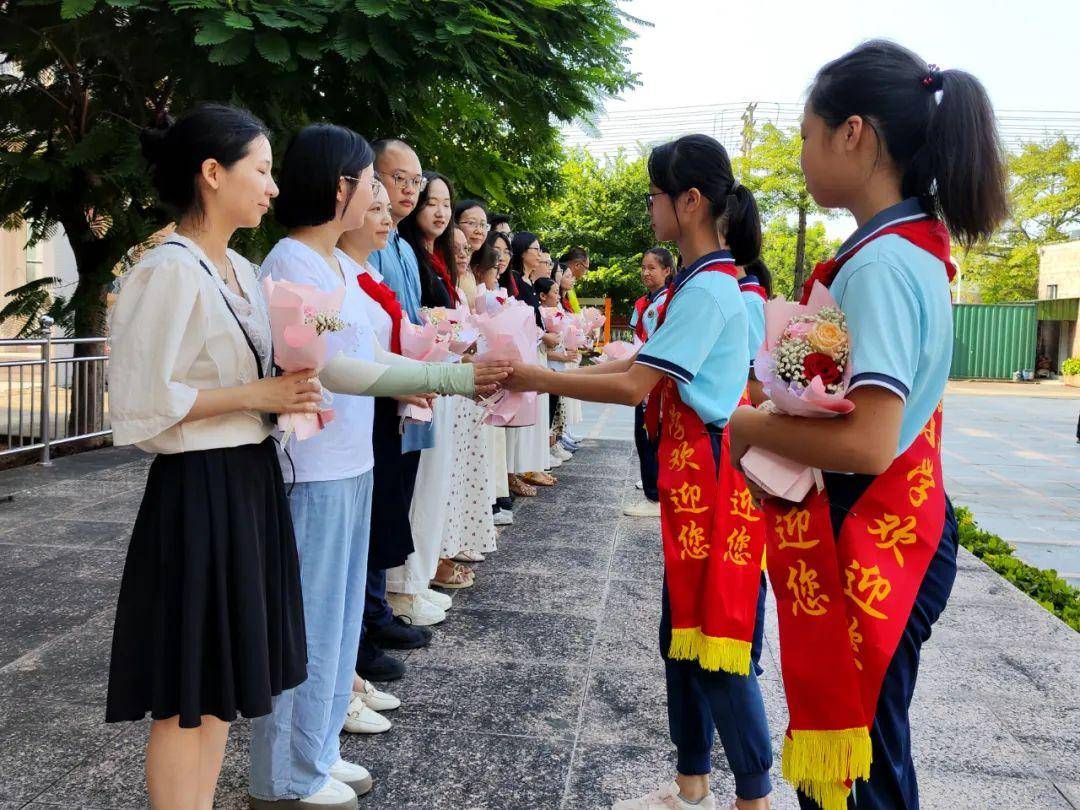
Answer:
[{"left": 0, "top": 0, "right": 636, "bottom": 334}]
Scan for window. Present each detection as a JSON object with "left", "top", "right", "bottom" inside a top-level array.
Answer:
[
  {"left": 25, "top": 240, "right": 45, "bottom": 282},
  {"left": 1046, "top": 284, "right": 1058, "bottom": 300}
]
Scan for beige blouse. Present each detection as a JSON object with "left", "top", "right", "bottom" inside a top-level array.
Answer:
[{"left": 108, "top": 234, "right": 272, "bottom": 454}]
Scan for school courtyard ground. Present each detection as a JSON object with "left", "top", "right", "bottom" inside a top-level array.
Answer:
[{"left": 0, "top": 384, "right": 1077, "bottom": 809}]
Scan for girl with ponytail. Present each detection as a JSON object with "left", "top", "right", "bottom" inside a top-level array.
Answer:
[
  {"left": 728, "top": 41, "right": 1008, "bottom": 809},
  {"left": 505, "top": 134, "right": 773, "bottom": 810}
]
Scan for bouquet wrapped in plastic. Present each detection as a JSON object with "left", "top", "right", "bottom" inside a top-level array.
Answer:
[
  {"left": 262, "top": 278, "right": 357, "bottom": 443},
  {"left": 579, "top": 306, "right": 606, "bottom": 333},
  {"left": 397, "top": 320, "right": 453, "bottom": 423},
  {"left": 472, "top": 298, "right": 540, "bottom": 427},
  {"left": 593, "top": 334, "right": 643, "bottom": 364},
  {"left": 740, "top": 282, "right": 854, "bottom": 501},
  {"left": 421, "top": 304, "right": 479, "bottom": 357},
  {"left": 474, "top": 287, "right": 510, "bottom": 316}
]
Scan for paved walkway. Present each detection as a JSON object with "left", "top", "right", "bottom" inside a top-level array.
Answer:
[{"left": 0, "top": 410, "right": 1077, "bottom": 808}]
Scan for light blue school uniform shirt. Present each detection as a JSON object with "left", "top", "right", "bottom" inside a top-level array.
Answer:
[
  {"left": 739, "top": 277, "right": 766, "bottom": 369},
  {"left": 635, "top": 250, "right": 749, "bottom": 428},
  {"left": 629, "top": 287, "right": 670, "bottom": 340},
  {"left": 829, "top": 198, "right": 953, "bottom": 456},
  {"left": 368, "top": 229, "right": 434, "bottom": 452}
]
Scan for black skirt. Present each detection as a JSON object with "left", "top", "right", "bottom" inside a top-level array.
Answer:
[
  {"left": 368, "top": 397, "right": 418, "bottom": 571},
  {"left": 106, "top": 438, "right": 307, "bottom": 728}
]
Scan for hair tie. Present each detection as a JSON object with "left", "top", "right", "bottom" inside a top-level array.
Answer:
[
  {"left": 729, "top": 181, "right": 741, "bottom": 196},
  {"left": 921, "top": 65, "right": 943, "bottom": 93}
]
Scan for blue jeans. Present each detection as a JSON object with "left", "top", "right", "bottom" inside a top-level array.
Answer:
[
  {"left": 249, "top": 472, "right": 373, "bottom": 800},
  {"left": 660, "top": 582, "right": 773, "bottom": 800}
]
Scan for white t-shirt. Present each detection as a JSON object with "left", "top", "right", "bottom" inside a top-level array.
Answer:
[
  {"left": 346, "top": 252, "right": 394, "bottom": 351},
  {"left": 262, "top": 237, "right": 376, "bottom": 482}
]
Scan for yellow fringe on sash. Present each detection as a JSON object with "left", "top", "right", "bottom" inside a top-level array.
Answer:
[
  {"left": 782, "top": 728, "right": 872, "bottom": 810},
  {"left": 667, "top": 627, "right": 751, "bottom": 675}
]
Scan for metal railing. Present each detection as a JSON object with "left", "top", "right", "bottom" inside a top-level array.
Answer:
[{"left": 1, "top": 317, "right": 111, "bottom": 465}]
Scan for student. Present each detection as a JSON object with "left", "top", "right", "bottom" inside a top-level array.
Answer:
[
  {"left": 505, "top": 134, "right": 773, "bottom": 810},
  {"left": 623, "top": 247, "right": 675, "bottom": 518},
  {"left": 536, "top": 274, "right": 576, "bottom": 464},
  {"left": 248, "top": 126, "right": 509, "bottom": 810},
  {"left": 736, "top": 257, "right": 771, "bottom": 407},
  {"left": 727, "top": 41, "right": 1008, "bottom": 809},
  {"left": 106, "top": 103, "right": 316, "bottom": 810}
]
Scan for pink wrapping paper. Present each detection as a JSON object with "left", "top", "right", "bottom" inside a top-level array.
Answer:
[
  {"left": 472, "top": 300, "right": 540, "bottom": 427},
  {"left": 594, "top": 335, "right": 643, "bottom": 364},
  {"left": 397, "top": 321, "right": 453, "bottom": 422},
  {"left": 263, "top": 278, "right": 353, "bottom": 442},
  {"left": 741, "top": 281, "right": 853, "bottom": 501}
]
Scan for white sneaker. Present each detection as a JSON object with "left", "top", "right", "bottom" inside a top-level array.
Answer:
[
  {"left": 421, "top": 587, "right": 453, "bottom": 611},
  {"left": 387, "top": 592, "right": 446, "bottom": 626},
  {"left": 612, "top": 782, "right": 715, "bottom": 810},
  {"left": 565, "top": 430, "right": 583, "bottom": 442},
  {"left": 623, "top": 500, "right": 661, "bottom": 517},
  {"left": 552, "top": 445, "right": 573, "bottom": 461},
  {"left": 329, "top": 760, "right": 372, "bottom": 798},
  {"left": 493, "top": 509, "right": 514, "bottom": 526},
  {"left": 342, "top": 694, "right": 391, "bottom": 734},
  {"left": 356, "top": 679, "right": 401, "bottom": 712},
  {"left": 635, "top": 480, "right": 644, "bottom": 490},
  {"left": 548, "top": 453, "right": 563, "bottom": 468}
]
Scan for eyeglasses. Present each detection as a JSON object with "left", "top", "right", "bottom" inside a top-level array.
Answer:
[
  {"left": 459, "top": 219, "right": 490, "bottom": 232},
  {"left": 344, "top": 175, "right": 381, "bottom": 195},
  {"left": 525, "top": 246, "right": 542, "bottom": 254},
  {"left": 492, "top": 250, "right": 509, "bottom": 261},
  {"left": 454, "top": 244, "right": 471, "bottom": 257},
  {"left": 645, "top": 191, "right": 666, "bottom": 211},
  {"left": 377, "top": 171, "right": 427, "bottom": 193}
]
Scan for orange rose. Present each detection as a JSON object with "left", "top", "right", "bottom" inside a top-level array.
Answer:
[{"left": 808, "top": 321, "right": 848, "bottom": 357}]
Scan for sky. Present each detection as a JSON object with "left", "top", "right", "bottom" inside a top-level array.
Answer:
[
  {"left": 569, "top": 0, "right": 1080, "bottom": 239},
  {"left": 609, "top": 0, "right": 1080, "bottom": 114}
]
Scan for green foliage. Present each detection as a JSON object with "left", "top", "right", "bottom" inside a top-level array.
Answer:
[
  {"left": 963, "top": 137, "right": 1080, "bottom": 303},
  {"left": 527, "top": 148, "right": 656, "bottom": 313},
  {"left": 0, "top": 277, "right": 75, "bottom": 337},
  {"left": 760, "top": 219, "right": 838, "bottom": 300},
  {"left": 0, "top": 0, "right": 637, "bottom": 336},
  {"left": 1061, "top": 357, "right": 1080, "bottom": 376},
  {"left": 955, "top": 506, "right": 1080, "bottom": 632}
]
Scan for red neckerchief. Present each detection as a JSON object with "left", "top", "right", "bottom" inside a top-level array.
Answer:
[
  {"left": 632, "top": 295, "right": 650, "bottom": 342},
  {"left": 801, "top": 217, "right": 955, "bottom": 304},
  {"left": 429, "top": 250, "right": 460, "bottom": 305},
  {"left": 644, "top": 254, "right": 739, "bottom": 439},
  {"left": 356, "top": 271, "right": 404, "bottom": 354}
]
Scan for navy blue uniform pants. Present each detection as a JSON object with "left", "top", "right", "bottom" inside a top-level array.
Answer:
[{"left": 634, "top": 403, "right": 660, "bottom": 502}]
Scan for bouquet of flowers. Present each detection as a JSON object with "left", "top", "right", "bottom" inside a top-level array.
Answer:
[
  {"left": 472, "top": 298, "right": 541, "bottom": 427},
  {"left": 262, "top": 278, "right": 357, "bottom": 443},
  {"left": 420, "top": 305, "right": 479, "bottom": 357},
  {"left": 740, "top": 282, "right": 854, "bottom": 501},
  {"left": 397, "top": 320, "right": 453, "bottom": 423},
  {"left": 579, "top": 306, "right": 606, "bottom": 333},
  {"left": 593, "top": 334, "right": 643, "bottom": 364}
]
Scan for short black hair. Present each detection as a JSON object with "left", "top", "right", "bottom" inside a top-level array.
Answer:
[
  {"left": 140, "top": 103, "right": 268, "bottom": 217},
  {"left": 490, "top": 212, "right": 511, "bottom": 228},
  {"left": 275, "top": 124, "right": 374, "bottom": 228},
  {"left": 455, "top": 199, "right": 487, "bottom": 221},
  {"left": 561, "top": 246, "right": 589, "bottom": 263}
]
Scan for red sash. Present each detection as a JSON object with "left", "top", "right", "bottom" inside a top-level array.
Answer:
[
  {"left": 356, "top": 271, "right": 404, "bottom": 354},
  {"left": 646, "top": 256, "right": 766, "bottom": 674},
  {"left": 767, "top": 217, "right": 953, "bottom": 808}
]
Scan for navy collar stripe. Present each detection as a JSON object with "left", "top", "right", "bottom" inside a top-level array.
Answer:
[
  {"left": 674, "top": 249, "right": 735, "bottom": 293},
  {"left": 835, "top": 198, "right": 929, "bottom": 261}
]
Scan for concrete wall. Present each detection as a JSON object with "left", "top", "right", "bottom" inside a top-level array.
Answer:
[
  {"left": 1038, "top": 240, "right": 1080, "bottom": 299},
  {"left": 0, "top": 225, "right": 79, "bottom": 338}
]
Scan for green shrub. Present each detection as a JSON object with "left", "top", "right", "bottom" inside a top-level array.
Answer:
[
  {"left": 1062, "top": 357, "right": 1080, "bottom": 376},
  {"left": 955, "top": 507, "right": 1080, "bottom": 631}
]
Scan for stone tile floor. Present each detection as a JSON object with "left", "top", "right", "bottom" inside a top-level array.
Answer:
[{"left": 0, "top": 422, "right": 1078, "bottom": 808}]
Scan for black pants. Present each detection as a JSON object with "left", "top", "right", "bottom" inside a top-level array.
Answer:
[
  {"left": 633, "top": 403, "right": 660, "bottom": 502},
  {"left": 797, "top": 500, "right": 958, "bottom": 809}
]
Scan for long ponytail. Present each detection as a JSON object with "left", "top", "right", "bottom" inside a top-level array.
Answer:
[{"left": 809, "top": 40, "right": 1008, "bottom": 247}]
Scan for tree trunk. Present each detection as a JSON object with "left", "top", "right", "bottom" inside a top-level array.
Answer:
[
  {"left": 792, "top": 205, "right": 808, "bottom": 298},
  {"left": 64, "top": 234, "right": 113, "bottom": 444}
]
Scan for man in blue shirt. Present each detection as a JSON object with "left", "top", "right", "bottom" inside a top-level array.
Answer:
[{"left": 360, "top": 138, "right": 436, "bottom": 679}]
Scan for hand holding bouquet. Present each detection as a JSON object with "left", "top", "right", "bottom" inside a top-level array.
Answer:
[
  {"left": 263, "top": 278, "right": 357, "bottom": 443},
  {"left": 593, "top": 334, "right": 643, "bottom": 364},
  {"left": 472, "top": 298, "right": 540, "bottom": 426},
  {"left": 740, "top": 282, "right": 853, "bottom": 501}
]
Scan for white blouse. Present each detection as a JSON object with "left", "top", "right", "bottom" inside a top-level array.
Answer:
[{"left": 108, "top": 234, "right": 272, "bottom": 454}]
